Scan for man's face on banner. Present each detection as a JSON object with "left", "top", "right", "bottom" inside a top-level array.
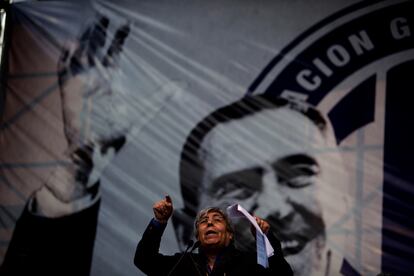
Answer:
[{"left": 197, "top": 107, "right": 346, "bottom": 275}]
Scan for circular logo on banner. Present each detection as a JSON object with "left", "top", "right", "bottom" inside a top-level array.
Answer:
[
  {"left": 249, "top": 0, "right": 414, "bottom": 143},
  {"left": 247, "top": 0, "right": 414, "bottom": 275}
]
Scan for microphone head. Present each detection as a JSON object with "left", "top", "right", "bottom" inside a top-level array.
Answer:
[
  {"left": 192, "top": 241, "right": 201, "bottom": 250},
  {"left": 187, "top": 240, "right": 194, "bottom": 248},
  {"left": 183, "top": 240, "right": 195, "bottom": 253}
]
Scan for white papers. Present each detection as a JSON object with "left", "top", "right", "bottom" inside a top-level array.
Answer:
[
  {"left": 226, "top": 204, "right": 274, "bottom": 268},
  {"left": 256, "top": 231, "right": 269, "bottom": 268}
]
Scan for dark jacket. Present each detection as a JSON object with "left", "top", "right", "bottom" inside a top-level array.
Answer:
[
  {"left": 134, "top": 220, "right": 293, "bottom": 276},
  {"left": 0, "top": 200, "right": 100, "bottom": 276}
]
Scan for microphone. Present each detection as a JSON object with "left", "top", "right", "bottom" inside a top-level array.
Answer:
[
  {"left": 188, "top": 241, "right": 203, "bottom": 276},
  {"left": 190, "top": 241, "right": 201, "bottom": 252},
  {"left": 186, "top": 239, "right": 195, "bottom": 249},
  {"left": 167, "top": 240, "right": 199, "bottom": 276}
]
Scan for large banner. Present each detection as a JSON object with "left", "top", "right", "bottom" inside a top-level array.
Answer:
[{"left": 0, "top": 0, "right": 413, "bottom": 275}]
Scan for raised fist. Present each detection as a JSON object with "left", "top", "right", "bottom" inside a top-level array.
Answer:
[{"left": 153, "top": 196, "right": 174, "bottom": 224}]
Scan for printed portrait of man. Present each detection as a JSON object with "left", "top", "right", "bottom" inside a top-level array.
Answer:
[
  {"left": 0, "top": 13, "right": 131, "bottom": 276},
  {"left": 172, "top": 94, "right": 350, "bottom": 275}
]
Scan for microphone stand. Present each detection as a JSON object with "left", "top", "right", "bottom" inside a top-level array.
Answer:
[
  {"left": 188, "top": 244, "right": 203, "bottom": 276},
  {"left": 167, "top": 240, "right": 200, "bottom": 276}
]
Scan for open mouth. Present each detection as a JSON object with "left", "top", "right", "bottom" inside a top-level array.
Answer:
[
  {"left": 280, "top": 235, "right": 308, "bottom": 256},
  {"left": 205, "top": 230, "right": 218, "bottom": 237},
  {"left": 276, "top": 224, "right": 325, "bottom": 256},
  {"left": 267, "top": 203, "right": 326, "bottom": 256}
]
